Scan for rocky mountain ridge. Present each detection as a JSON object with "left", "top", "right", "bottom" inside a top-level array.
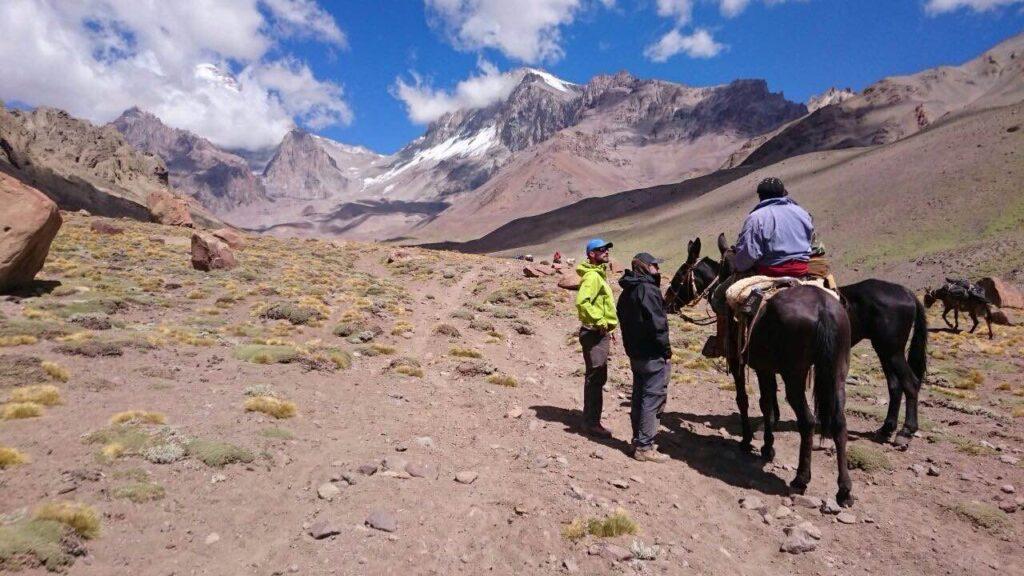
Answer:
[{"left": 0, "top": 103, "right": 215, "bottom": 227}]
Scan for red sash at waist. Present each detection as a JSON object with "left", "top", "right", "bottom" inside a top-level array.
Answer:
[{"left": 754, "top": 260, "right": 809, "bottom": 278}]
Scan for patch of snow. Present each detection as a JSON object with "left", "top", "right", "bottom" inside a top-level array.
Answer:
[
  {"left": 194, "top": 63, "right": 240, "bottom": 92},
  {"left": 362, "top": 125, "right": 499, "bottom": 188},
  {"left": 524, "top": 68, "right": 576, "bottom": 93}
]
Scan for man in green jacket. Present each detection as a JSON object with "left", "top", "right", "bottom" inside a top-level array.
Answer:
[{"left": 575, "top": 238, "right": 619, "bottom": 437}]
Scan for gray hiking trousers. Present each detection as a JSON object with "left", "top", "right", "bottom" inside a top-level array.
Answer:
[
  {"left": 579, "top": 326, "right": 610, "bottom": 427},
  {"left": 629, "top": 357, "right": 670, "bottom": 450}
]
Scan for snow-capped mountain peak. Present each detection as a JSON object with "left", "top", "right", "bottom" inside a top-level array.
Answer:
[
  {"left": 194, "top": 63, "right": 240, "bottom": 92},
  {"left": 806, "top": 86, "right": 856, "bottom": 112},
  {"left": 521, "top": 68, "right": 577, "bottom": 93}
]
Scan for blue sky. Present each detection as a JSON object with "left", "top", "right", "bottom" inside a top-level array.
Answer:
[
  {"left": 1, "top": 1, "right": 1022, "bottom": 154},
  {"left": 308, "top": 0, "right": 1024, "bottom": 153}
]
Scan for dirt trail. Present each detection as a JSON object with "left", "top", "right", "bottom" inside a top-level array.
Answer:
[{"left": 0, "top": 215, "right": 1021, "bottom": 575}]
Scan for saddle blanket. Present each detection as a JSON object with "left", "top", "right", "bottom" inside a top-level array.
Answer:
[{"left": 725, "top": 275, "right": 839, "bottom": 312}]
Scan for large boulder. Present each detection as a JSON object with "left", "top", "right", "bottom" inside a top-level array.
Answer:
[
  {"left": 211, "top": 227, "right": 247, "bottom": 251},
  {"left": 978, "top": 277, "right": 1024, "bottom": 309},
  {"left": 0, "top": 173, "right": 62, "bottom": 291},
  {"left": 190, "top": 232, "right": 236, "bottom": 271},
  {"left": 147, "top": 190, "right": 193, "bottom": 227}
]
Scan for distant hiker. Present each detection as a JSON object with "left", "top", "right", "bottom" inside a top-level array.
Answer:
[
  {"left": 553, "top": 251, "right": 563, "bottom": 264},
  {"left": 575, "top": 238, "right": 619, "bottom": 437},
  {"left": 709, "top": 177, "right": 815, "bottom": 356},
  {"left": 617, "top": 252, "right": 672, "bottom": 462}
]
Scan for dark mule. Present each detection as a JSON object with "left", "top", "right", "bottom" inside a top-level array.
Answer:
[
  {"left": 665, "top": 237, "right": 928, "bottom": 448},
  {"left": 924, "top": 286, "right": 993, "bottom": 339},
  {"left": 715, "top": 233, "right": 854, "bottom": 506}
]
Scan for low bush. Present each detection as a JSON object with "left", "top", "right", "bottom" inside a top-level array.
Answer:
[
  {"left": 112, "top": 482, "right": 165, "bottom": 503},
  {"left": 846, "top": 443, "right": 892, "bottom": 472},
  {"left": 2, "top": 402, "right": 43, "bottom": 420},
  {"left": 244, "top": 396, "right": 297, "bottom": 419},
  {"left": 950, "top": 500, "right": 1010, "bottom": 532},
  {"left": 260, "top": 302, "right": 324, "bottom": 325},
  {"left": 8, "top": 385, "right": 61, "bottom": 406},
  {"left": 233, "top": 344, "right": 300, "bottom": 364},
  {"left": 486, "top": 374, "right": 518, "bottom": 387},
  {"left": 186, "top": 439, "right": 254, "bottom": 468},
  {"left": 109, "top": 411, "right": 166, "bottom": 425},
  {"left": 449, "top": 347, "right": 482, "bottom": 359},
  {"left": 34, "top": 501, "right": 101, "bottom": 539},
  {"left": 0, "top": 446, "right": 29, "bottom": 468},
  {"left": 0, "top": 519, "right": 75, "bottom": 571},
  {"left": 41, "top": 361, "right": 70, "bottom": 382}
]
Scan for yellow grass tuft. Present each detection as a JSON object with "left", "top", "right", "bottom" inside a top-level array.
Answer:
[
  {"left": 0, "top": 446, "right": 29, "bottom": 468},
  {"left": 449, "top": 347, "right": 482, "bottom": 358},
  {"left": 109, "top": 410, "right": 166, "bottom": 425},
  {"left": 34, "top": 501, "right": 101, "bottom": 539},
  {"left": 100, "top": 443, "right": 125, "bottom": 461},
  {"left": 41, "top": 361, "right": 70, "bottom": 382},
  {"left": 563, "top": 509, "right": 638, "bottom": 540},
  {"left": 1012, "top": 405, "right": 1024, "bottom": 418},
  {"left": 2, "top": 402, "right": 44, "bottom": 420},
  {"left": 487, "top": 374, "right": 518, "bottom": 387},
  {"left": 0, "top": 335, "right": 38, "bottom": 347},
  {"left": 9, "top": 385, "right": 62, "bottom": 406},
  {"left": 244, "top": 396, "right": 297, "bottom": 419}
]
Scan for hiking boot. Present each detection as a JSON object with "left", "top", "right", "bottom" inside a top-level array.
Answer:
[
  {"left": 633, "top": 448, "right": 669, "bottom": 463},
  {"left": 583, "top": 424, "right": 613, "bottom": 438}
]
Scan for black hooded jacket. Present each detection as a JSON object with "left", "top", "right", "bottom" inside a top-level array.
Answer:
[{"left": 616, "top": 270, "right": 672, "bottom": 360}]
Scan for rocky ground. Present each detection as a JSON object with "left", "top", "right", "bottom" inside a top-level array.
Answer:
[{"left": 1, "top": 214, "right": 1022, "bottom": 575}]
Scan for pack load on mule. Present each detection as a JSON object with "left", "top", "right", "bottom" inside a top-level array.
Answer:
[{"left": 924, "top": 278, "right": 994, "bottom": 338}]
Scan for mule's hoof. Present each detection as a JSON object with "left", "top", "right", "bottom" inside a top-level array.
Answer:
[
  {"left": 837, "top": 491, "right": 855, "bottom": 508},
  {"left": 789, "top": 480, "right": 808, "bottom": 495},
  {"left": 739, "top": 440, "right": 753, "bottom": 454},
  {"left": 892, "top": 434, "right": 913, "bottom": 450},
  {"left": 761, "top": 446, "right": 775, "bottom": 461},
  {"left": 874, "top": 425, "right": 895, "bottom": 441}
]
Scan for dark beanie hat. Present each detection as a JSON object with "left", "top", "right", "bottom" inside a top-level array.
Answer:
[{"left": 757, "top": 177, "right": 787, "bottom": 199}]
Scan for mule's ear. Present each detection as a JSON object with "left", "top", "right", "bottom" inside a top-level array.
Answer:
[
  {"left": 685, "top": 238, "right": 700, "bottom": 265},
  {"left": 717, "top": 233, "right": 729, "bottom": 255}
]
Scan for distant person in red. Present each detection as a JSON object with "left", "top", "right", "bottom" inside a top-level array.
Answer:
[{"left": 553, "top": 251, "right": 562, "bottom": 264}]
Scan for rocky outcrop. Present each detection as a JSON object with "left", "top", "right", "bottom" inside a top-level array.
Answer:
[
  {"left": 742, "top": 33, "right": 1024, "bottom": 166},
  {"left": 262, "top": 130, "right": 350, "bottom": 200},
  {"left": 0, "top": 103, "right": 217, "bottom": 227},
  {"left": 211, "top": 227, "right": 247, "bottom": 251},
  {"left": 147, "top": 190, "right": 193, "bottom": 227},
  {"left": 978, "top": 277, "right": 1024, "bottom": 309},
  {"left": 190, "top": 232, "right": 236, "bottom": 271},
  {"left": 111, "top": 108, "right": 267, "bottom": 214},
  {"left": 0, "top": 172, "right": 62, "bottom": 291}
]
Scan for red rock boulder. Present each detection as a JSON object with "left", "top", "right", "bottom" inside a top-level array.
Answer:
[
  {"left": 211, "top": 227, "right": 247, "bottom": 251},
  {"left": 978, "top": 277, "right": 1024, "bottom": 309},
  {"left": 147, "top": 189, "right": 193, "bottom": 227},
  {"left": 0, "top": 173, "right": 62, "bottom": 291},
  {"left": 190, "top": 232, "right": 236, "bottom": 271}
]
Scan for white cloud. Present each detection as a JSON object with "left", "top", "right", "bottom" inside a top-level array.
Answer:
[
  {"left": 718, "top": 0, "right": 751, "bottom": 17},
  {"left": 655, "top": 0, "right": 694, "bottom": 25},
  {"left": 925, "top": 0, "right": 1024, "bottom": 13},
  {"left": 393, "top": 60, "right": 525, "bottom": 124},
  {"left": 0, "top": 0, "right": 349, "bottom": 150},
  {"left": 425, "top": 0, "right": 586, "bottom": 63},
  {"left": 644, "top": 28, "right": 725, "bottom": 61}
]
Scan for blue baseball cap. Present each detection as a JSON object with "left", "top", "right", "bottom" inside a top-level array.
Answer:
[{"left": 585, "top": 238, "right": 613, "bottom": 253}]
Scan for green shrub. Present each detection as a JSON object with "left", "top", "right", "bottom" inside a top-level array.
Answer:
[
  {"left": 186, "top": 439, "right": 254, "bottom": 468},
  {"left": 846, "top": 443, "right": 892, "bottom": 472},
  {"left": 233, "top": 344, "right": 299, "bottom": 364},
  {"left": 112, "top": 482, "right": 165, "bottom": 503}
]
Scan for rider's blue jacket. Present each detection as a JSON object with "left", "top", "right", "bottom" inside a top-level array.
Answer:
[{"left": 733, "top": 197, "right": 814, "bottom": 273}]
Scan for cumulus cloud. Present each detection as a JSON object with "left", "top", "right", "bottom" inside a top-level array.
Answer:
[
  {"left": 0, "top": 0, "right": 350, "bottom": 150},
  {"left": 393, "top": 60, "right": 525, "bottom": 124},
  {"left": 655, "top": 0, "right": 694, "bottom": 25},
  {"left": 644, "top": 28, "right": 725, "bottom": 61},
  {"left": 425, "top": 0, "right": 595, "bottom": 63},
  {"left": 925, "top": 0, "right": 1024, "bottom": 13}
]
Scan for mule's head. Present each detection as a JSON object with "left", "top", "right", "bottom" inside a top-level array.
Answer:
[
  {"left": 923, "top": 289, "right": 935, "bottom": 308},
  {"left": 664, "top": 238, "right": 702, "bottom": 314}
]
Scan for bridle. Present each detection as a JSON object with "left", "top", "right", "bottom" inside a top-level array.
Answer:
[{"left": 671, "top": 263, "right": 720, "bottom": 326}]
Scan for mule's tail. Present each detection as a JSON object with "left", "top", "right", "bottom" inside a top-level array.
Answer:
[
  {"left": 813, "top": 311, "right": 842, "bottom": 438},
  {"left": 908, "top": 297, "right": 928, "bottom": 384}
]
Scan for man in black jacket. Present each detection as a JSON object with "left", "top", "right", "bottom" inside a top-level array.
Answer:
[{"left": 617, "top": 252, "right": 672, "bottom": 463}]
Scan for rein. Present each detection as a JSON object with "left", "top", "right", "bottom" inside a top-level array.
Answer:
[{"left": 673, "top": 266, "right": 720, "bottom": 325}]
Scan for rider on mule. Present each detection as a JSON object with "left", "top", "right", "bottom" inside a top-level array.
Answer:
[{"left": 710, "top": 177, "right": 815, "bottom": 355}]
